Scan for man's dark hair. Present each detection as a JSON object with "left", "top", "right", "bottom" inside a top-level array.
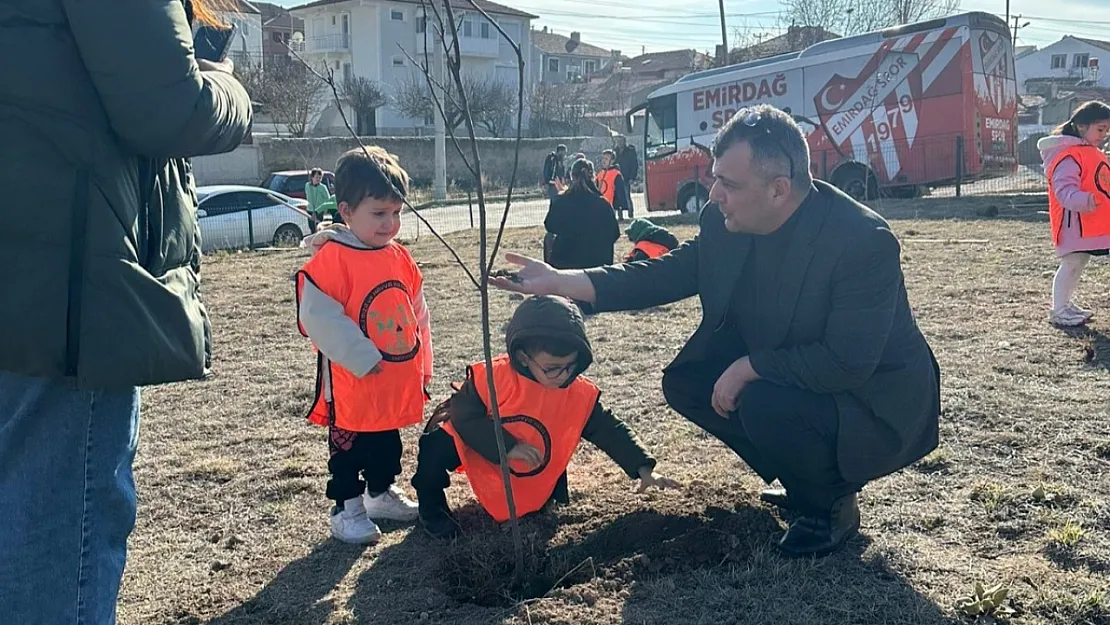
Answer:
[
  {"left": 334, "top": 146, "right": 409, "bottom": 208},
  {"left": 309, "top": 167, "right": 323, "bottom": 177},
  {"left": 516, "top": 336, "right": 578, "bottom": 358},
  {"left": 712, "top": 104, "right": 812, "bottom": 191}
]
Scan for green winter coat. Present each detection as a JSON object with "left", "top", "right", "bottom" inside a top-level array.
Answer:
[{"left": 0, "top": 0, "right": 253, "bottom": 389}]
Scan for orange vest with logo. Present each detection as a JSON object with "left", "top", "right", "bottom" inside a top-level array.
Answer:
[
  {"left": 442, "top": 356, "right": 600, "bottom": 522},
  {"left": 596, "top": 168, "right": 621, "bottom": 207},
  {"left": 295, "top": 241, "right": 427, "bottom": 432},
  {"left": 1048, "top": 144, "right": 1110, "bottom": 246},
  {"left": 624, "top": 240, "right": 670, "bottom": 262}
]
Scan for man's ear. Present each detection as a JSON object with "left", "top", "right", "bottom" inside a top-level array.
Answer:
[{"left": 771, "top": 176, "right": 793, "bottom": 202}]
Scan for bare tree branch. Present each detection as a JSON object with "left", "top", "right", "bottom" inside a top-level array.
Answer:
[{"left": 781, "top": 0, "right": 961, "bottom": 36}]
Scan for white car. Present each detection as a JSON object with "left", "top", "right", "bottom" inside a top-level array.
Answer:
[{"left": 195, "top": 185, "right": 313, "bottom": 252}]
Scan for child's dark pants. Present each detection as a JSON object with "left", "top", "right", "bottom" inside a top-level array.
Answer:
[{"left": 326, "top": 426, "right": 402, "bottom": 503}]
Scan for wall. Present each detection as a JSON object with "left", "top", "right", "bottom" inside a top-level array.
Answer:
[
  {"left": 1016, "top": 39, "right": 1109, "bottom": 94},
  {"left": 239, "top": 135, "right": 645, "bottom": 187}
]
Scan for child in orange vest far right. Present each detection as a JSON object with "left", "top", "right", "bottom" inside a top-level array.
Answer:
[
  {"left": 623, "top": 218, "right": 680, "bottom": 262},
  {"left": 1038, "top": 100, "right": 1110, "bottom": 327},
  {"left": 295, "top": 146, "right": 433, "bottom": 544},
  {"left": 411, "top": 295, "right": 678, "bottom": 539}
]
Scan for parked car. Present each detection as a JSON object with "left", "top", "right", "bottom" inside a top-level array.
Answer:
[
  {"left": 195, "top": 185, "right": 312, "bottom": 252},
  {"left": 261, "top": 169, "right": 335, "bottom": 200}
]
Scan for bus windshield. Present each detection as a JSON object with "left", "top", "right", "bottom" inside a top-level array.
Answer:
[{"left": 645, "top": 95, "right": 677, "bottom": 159}]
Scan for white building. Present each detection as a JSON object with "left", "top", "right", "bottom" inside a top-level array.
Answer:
[
  {"left": 290, "top": 0, "right": 536, "bottom": 136},
  {"left": 222, "top": 1, "right": 265, "bottom": 68},
  {"left": 1015, "top": 36, "right": 1109, "bottom": 94}
]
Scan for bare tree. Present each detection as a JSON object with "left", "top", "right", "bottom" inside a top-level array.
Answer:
[
  {"left": 266, "top": 62, "right": 329, "bottom": 137},
  {"left": 394, "top": 73, "right": 518, "bottom": 136},
  {"left": 529, "top": 82, "right": 594, "bottom": 138},
  {"left": 781, "top": 0, "right": 960, "bottom": 37},
  {"left": 340, "top": 76, "right": 386, "bottom": 136}
]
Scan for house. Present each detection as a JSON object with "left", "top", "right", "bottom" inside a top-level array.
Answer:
[
  {"left": 530, "top": 28, "right": 611, "bottom": 84},
  {"left": 290, "top": 0, "right": 536, "bottom": 136},
  {"left": 1015, "top": 45, "right": 1037, "bottom": 61},
  {"left": 584, "top": 49, "right": 712, "bottom": 133},
  {"left": 220, "top": 1, "right": 265, "bottom": 68},
  {"left": 730, "top": 25, "right": 840, "bottom": 63},
  {"left": 255, "top": 1, "right": 305, "bottom": 66},
  {"left": 1015, "top": 35, "right": 1109, "bottom": 94}
]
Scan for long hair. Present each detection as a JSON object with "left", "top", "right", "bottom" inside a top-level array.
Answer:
[
  {"left": 1054, "top": 100, "right": 1110, "bottom": 138},
  {"left": 191, "top": 0, "right": 236, "bottom": 27},
  {"left": 565, "top": 158, "right": 601, "bottom": 196}
]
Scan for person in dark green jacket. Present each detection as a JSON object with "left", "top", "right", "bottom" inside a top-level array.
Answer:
[{"left": 0, "top": 1, "right": 252, "bottom": 622}]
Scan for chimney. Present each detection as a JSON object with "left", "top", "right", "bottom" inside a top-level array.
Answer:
[
  {"left": 542, "top": 26, "right": 548, "bottom": 33},
  {"left": 571, "top": 31, "right": 581, "bottom": 42},
  {"left": 611, "top": 49, "right": 621, "bottom": 59}
]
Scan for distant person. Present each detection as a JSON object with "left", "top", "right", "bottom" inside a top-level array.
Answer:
[
  {"left": 616, "top": 137, "right": 640, "bottom": 213},
  {"left": 542, "top": 144, "right": 567, "bottom": 203},
  {"left": 296, "top": 146, "right": 433, "bottom": 544},
  {"left": 597, "top": 149, "right": 632, "bottom": 220},
  {"left": 1038, "top": 100, "right": 1110, "bottom": 327},
  {"left": 0, "top": 0, "right": 252, "bottom": 622},
  {"left": 544, "top": 158, "right": 621, "bottom": 270},
  {"left": 305, "top": 167, "right": 333, "bottom": 231},
  {"left": 412, "top": 295, "right": 678, "bottom": 539},
  {"left": 623, "top": 218, "right": 680, "bottom": 262}
]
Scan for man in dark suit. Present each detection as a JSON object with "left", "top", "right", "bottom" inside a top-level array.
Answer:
[{"left": 492, "top": 104, "right": 941, "bottom": 558}]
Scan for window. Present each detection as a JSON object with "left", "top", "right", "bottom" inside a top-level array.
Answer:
[
  {"left": 1051, "top": 54, "right": 1066, "bottom": 69},
  {"left": 417, "top": 16, "right": 426, "bottom": 33},
  {"left": 331, "top": 15, "right": 336, "bottom": 25},
  {"left": 334, "top": 60, "right": 340, "bottom": 70},
  {"left": 391, "top": 9, "right": 404, "bottom": 21},
  {"left": 547, "top": 57, "right": 559, "bottom": 72},
  {"left": 481, "top": 22, "right": 490, "bottom": 39},
  {"left": 645, "top": 94, "right": 677, "bottom": 159},
  {"left": 585, "top": 60, "right": 597, "bottom": 74},
  {"left": 1074, "top": 53, "right": 1091, "bottom": 68},
  {"left": 200, "top": 192, "right": 266, "bottom": 216},
  {"left": 272, "top": 31, "right": 283, "bottom": 43},
  {"left": 343, "top": 62, "right": 352, "bottom": 83},
  {"left": 392, "top": 56, "right": 405, "bottom": 67},
  {"left": 463, "top": 19, "right": 473, "bottom": 37}
]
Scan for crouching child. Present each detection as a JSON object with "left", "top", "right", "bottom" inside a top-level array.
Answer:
[
  {"left": 411, "top": 295, "right": 677, "bottom": 538},
  {"left": 623, "top": 218, "right": 680, "bottom": 262}
]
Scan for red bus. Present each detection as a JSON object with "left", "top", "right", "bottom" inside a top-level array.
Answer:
[{"left": 629, "top": 11, "right": 1018, "bottom": 212}]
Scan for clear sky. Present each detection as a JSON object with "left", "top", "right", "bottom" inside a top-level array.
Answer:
[{"left": 272, "top": 0, "right": 1109, "bottom": 55}]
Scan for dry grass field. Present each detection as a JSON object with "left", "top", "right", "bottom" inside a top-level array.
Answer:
[{"left": 118, "top": 197, "right": 1110, "bottom": 625}]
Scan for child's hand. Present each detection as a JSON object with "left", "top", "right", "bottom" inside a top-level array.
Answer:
[
  {"left": 636, "top": 466, "right": 680, "bottom": 493},
  {"left": 507, "top": 443, "right": 542, "bottom": 470}
]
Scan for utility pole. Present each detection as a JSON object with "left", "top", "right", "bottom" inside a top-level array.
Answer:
[
  {"left": 1005, "top": 0, "right": 1009, "bottom": 36},
  {"left": 1011, "top": 15, "right": 1029, "bottom": 48},
  {"left": 433, "top": 20, "right": 447, "bottom": 201},
  {"left": 718, "top": 0, "right": 728, "bottom": 65}
]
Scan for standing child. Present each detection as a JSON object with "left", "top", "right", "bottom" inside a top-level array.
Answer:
[
  {"left": 597, "top": 149, "right": 632, "bottom": 220},
  {"left": 623, "top": 218, "right": 680, "bottom": 262},
  {"left": 296, "top": 146, "right": 433, "bottom": 544},
  {"left": 411, "top": 295, "right": 677, "bottom": 539},
  {"left": 1038, "top": 101, "right": 1110, "bottom": 326}
]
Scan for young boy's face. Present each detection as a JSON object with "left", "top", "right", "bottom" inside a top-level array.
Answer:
[
  {"left": 518, "top": 350, "right": 578, "bottom": 389},
  {"left": 340, "top": 196, "right": 402, "bottom": 248}
]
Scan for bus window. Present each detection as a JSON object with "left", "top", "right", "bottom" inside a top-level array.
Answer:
[{"left": 646, "top": 95, "right": 677, "bottom": 159}]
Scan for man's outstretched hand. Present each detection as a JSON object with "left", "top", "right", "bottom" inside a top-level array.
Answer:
[{"left": 489, "top": 253, "right": 562, "bottom": 295}]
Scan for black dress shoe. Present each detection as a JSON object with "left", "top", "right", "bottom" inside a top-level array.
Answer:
[
  {"left": 760, "top": 487, "right": 794, "bottom": 510},
  {"left": 777, "top": 493, "right": 860, "bottom": 558}
]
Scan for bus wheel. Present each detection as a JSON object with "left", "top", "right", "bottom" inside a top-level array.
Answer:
[
  {"left": 832, "top": 165, "right": 877, "bottom": 201},
  {"left": 677, "top": 183, "right": 708, "bottom": 214}
]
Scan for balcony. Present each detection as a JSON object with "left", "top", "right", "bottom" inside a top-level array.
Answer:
[{"left": 307, "top": 34, "right": 350, "bottom": 53}]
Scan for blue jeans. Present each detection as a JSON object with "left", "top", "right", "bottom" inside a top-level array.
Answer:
[{"left": 0, "top": 372, "right": 141, "bottom": 625}]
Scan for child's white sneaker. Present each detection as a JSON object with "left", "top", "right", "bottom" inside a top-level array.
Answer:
[
  {"left": 1050, "top": 307, "right": 1089, "bottom": 327},
  {"left": 363, "top": 485, "right": 419, "bottom": 522},
  {"left": 330, "top": 497, "right": 382, "bottom": 544},
  {"left": 1066, "top": 302, "right": 1095, "bottom": 321}
]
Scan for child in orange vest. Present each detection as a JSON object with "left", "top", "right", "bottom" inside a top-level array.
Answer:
[
  {"left": 623, "top": 218, "right": 680, "bottom": 262},
  {"left": 597, "top": 149, "right": 631, "bottom": 219},
  {"left": 411, "top": 295, "right": 677, "bottom": 539},
  {"left": 295, "top": 146, "right": 433, "bottom": 544},
  {"left": 1037, "top": 101, "right": 1110, "bottom": 327}
]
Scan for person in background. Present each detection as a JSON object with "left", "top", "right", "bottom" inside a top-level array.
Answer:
[
  {"left": 544, "top": 158, "right": 621, "bottom": 270},
  {"left": 305, "top": 167, "right": 333, "bottom": 232},
  {"left": 542, "top": 144, "right": 567, "bottom": 204},
  {"left": 616, "top": 137, "right": 640, "bottom": 214},
  {"left": 623, "top": 218, "right": 680, "bottom": 262},
  {"left": 296, "top": 146, "right": 433, "bottom": 544},
  {"left": 597, "top": 149, "right": 633, "bottom": 220},
  {"left": 1037, "top": 100, "right": 1110, "bottom": 327},
  {"left": 0, "top": 0, "right": 252, "bottom": 622}
]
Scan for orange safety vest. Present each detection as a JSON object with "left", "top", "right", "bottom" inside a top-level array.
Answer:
[
  {"left": 442, "top": 355, "right": 600, "bottom": 522},
  {"left": 624, "top": 240, "right": 670, "bottom": 262},
  {"left": 596, "top": 168, "right": 621, "bottom": 207},
  {"left": 295, "top": 241, "right": 428, "bottom": 432},
  {"left": 1048, "top": 144, "right": 1110, "bottom": 246}
]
